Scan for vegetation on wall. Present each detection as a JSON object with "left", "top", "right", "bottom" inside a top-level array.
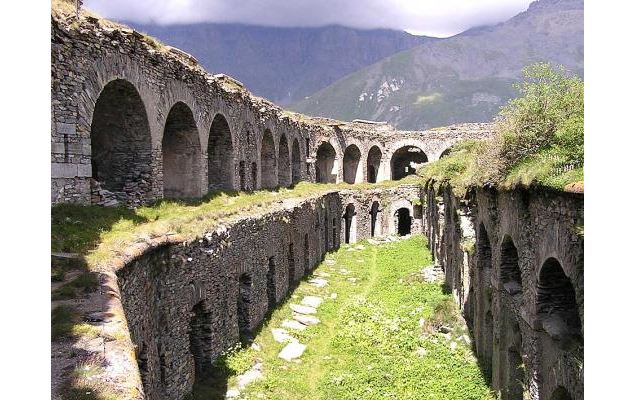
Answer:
[{"left": 419, "top": 63, "right": 584, "bottom": 195}]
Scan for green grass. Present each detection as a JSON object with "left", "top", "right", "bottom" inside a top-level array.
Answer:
[
  {"left": 51, "top": 181, "right": 418, "bottom": 271},
  {"left": 52, "top": 272, "right": 99, "bottom": 300},
  {"left": 191, "top": 236, "right": 493, "bottom": 400},
  {"left": 52, "top": 305, "right": 81, "bottom": 340}
]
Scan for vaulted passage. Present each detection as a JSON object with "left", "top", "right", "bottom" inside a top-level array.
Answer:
[
  {"left": 343, "top": 203, "right": 356, "bottom": 244},
  {"left": 367, "top": 145, "right": 382, "bottom": 183},
  {"left": 260, "top": 130, "right": 277, "bottom": 189},
  {"left": 395, "top": 207, "right": 412, "bottom": 236},
  {"left": 500, "top": 236, "right": 522, "bottom": 297},
  {"left": 343, "top": 144, "right": 362, "bottom": 184},
  {"left": 292, "top": 139, "right": 302, "bottom": 184},
  {"left": 208, "top": 113, "right": 234, "bottom": 191},
  {"left": 391, "top": 146, "right": 427, "bottom": 180},
  {"left": 278, "top": 134, "right": 291, "bottom": 187},
  {"left": 537, "top": 258, "right": 582, "bottom": 345},
  {"left": 162, "top": 102, "right": 202, "bottom": 198},
  {"left": 370, "top": 201, "right": 381, "bottom": 237},
  {"left": 237, "top": 273, "right": 253, "bottom": 342},
  {"left": 90, "top": 79, "right": 153, "bottom": 203},
  {"left": 316, "top": 142, "right": 337, "bottom": 183},
  {"left": 189, "top": 301, "right": 213, "bottom": 382}
]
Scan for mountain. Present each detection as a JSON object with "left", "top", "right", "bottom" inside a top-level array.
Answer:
[
  {"left": 125, "top": 22, "right": 431, "bottom": 105},
  {"left": 291, "top": 0, "right": 584, "bottom": 130}
]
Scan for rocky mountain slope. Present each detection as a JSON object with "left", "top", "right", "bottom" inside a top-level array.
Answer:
[
  {"left": 126, "top": 22, "right": 430, "bottom": 105},
  {"left": 291, "top": 0, "right": 584, "bottom": 129}
]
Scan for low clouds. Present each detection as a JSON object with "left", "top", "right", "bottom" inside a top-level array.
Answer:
[{"left": 85, "top": 0, "right": 533, "bottom": 37}]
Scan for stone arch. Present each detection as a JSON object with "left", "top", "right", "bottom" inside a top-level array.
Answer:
[
  {"left": 316, "top": 141, "right": 337, "bottom": 183},
  {"left": 189, "top": 301, "right": 212, "bottom": 382},
  {"left": 90, "top": 79, "right": 153, "bottom": 205},
  {"left": 500, "top": 235, "right": 523, "bottom": 297},
  {"left": 537, "top": 258, "right": 582, "bottom": 345},
  {"left": 207, "top": 113, "right": 235, "bottom": 191},
  {"left": 395, "top": 208, "right": 412, "bottom": 236},
  {"left": 343, "top": 144, "right": 362, "bottom": 184},
  {"left": 390, "top": 145, "right": 428, "bottom": 180},
  {"left": 260, "top": 129, "right": 277, "bottom": 189},
  {"left": 278, "top": 134, "right": 291, "bottom": 187},
  {"left": 343, "top": 203, "right": 357, "bottom": 244},
  {"left": 549, "top": 387, "right": 572, "bottom": 400},
  {"left": 237, "top": 273, "right": 253, "bottom": 341},
  {"left": 162, "top": 102, "right": 202, "bottom": 198},
  {"left": 367, "top": 145, "right": 382, "bottom": 183},
  {"left": 292, "top": 139, "right": 302, "bottom": 184},
  {"left": 370, "top": 201, "right": 381, "bottom": 237}
]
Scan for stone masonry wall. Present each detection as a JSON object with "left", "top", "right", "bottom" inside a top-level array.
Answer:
[{"left": 422, "top": 183, "right": 584, "bottom": 400}]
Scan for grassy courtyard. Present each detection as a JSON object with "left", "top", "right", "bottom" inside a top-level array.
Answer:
[{"left": 192, "top": 235, "right": 494, "bottom": 400}]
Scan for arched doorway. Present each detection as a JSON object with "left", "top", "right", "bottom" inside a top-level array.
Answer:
[
  {"left": 500, "top": 235, "right": 522, "bottom": 298},
  {"left": 260, "top": 130, "right": 277, "bottom": 189},
  {"left": 162, "top": 102, "right": 201, "bottom": 198},
  {"left": 278, "top": 134, "right": 291, "bottom": 187},
  {"left": 90, "top": 79, "right": 153, "bottom": 204},
  {"left": 316, "top": 142, "right": 337, "bottom": 183},
  {"left": 367, "top": 145, "right": 382, "bottom": 183},
  {"left": 390, "top": 146, "right": 427, "bottom": 180},
  {"left": 537, "top": 258, "right": 582, "bottom": 347},
  {"left": 292, "top": 139, "right": 302, "bottom": 184},
  {"left": 343, "top": 204, "right": 357, "bottom": 244},
  {"left": 394, "top": 208, "right": 412, "bottom": 236},
  {"left": 370, "top": 201, "right": 381, "bottom": 237},
  {"left": 208, "top": 113, "right": 234, "bottom": 191},
  {"left": 343, "top": 144, "right": 361, "bottom": 184}
]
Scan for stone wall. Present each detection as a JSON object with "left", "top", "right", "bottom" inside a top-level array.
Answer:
[
  {"left": 422, "top": 183, "right": 584, "bottom": 400},
  {"left": 112, "top": 188, "right": 422, "bottom": 400},
  {"left": 51, "top": 12, "right": 493, "bottom": 206}
]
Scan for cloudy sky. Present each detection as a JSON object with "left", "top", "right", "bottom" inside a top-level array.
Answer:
[{"left": 85, "top": 0, "right": 534, "bottom": 38}]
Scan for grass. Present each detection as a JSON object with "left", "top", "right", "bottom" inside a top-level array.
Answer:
[
  {"left": 51, "top": 181, "right": 418, "bottom": 272},
  {"left": 190, "top": 235, "right": 493, "bottom": 399},
  {"left": 52, "top": 272, "right": 99, "bottom": 300}
]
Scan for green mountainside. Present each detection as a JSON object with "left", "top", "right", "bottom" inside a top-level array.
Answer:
[{"left": 291, "top": 0, "right": 583, "bottom": 129}]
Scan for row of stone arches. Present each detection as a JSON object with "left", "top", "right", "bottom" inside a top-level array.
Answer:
[
  {"left": 341, "top": 201, "right": 417, "bottom": 245},
  {"left": 316, "top": 141, "right": 431, "bottom": 184},
  {"left": 472, "top": 224, "right": 581, "bottom": 400},
  {"left": 90, "top": 79, "right": 307, "bottom": 204}
]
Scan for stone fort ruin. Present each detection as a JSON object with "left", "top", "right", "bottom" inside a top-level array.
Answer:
[{"left": 51, "top": 9, "right": 583, "bottom": 400}]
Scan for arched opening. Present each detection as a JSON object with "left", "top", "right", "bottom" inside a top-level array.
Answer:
[
  {"left": 316, "top": 142, "right": 337, "bottom": 183},
  {"left": 537, "top": 258, "right": 582, "bottom": 345},
  {"left": 260, "top": 130, "right": 277, "bottom": 189},
  {"left": 237, "top": 273, "right": 252, "bottom": 342},
  {"left": 367, "top": 146, "right": 382, "bottom": 183},
  {"left": 390, "top": 146, "right": 427, "bottom": 180},
  {"left": 370, "top": 201, "right": 381, "bottom": 237},
  {"left": 162, "top": 102, "right": 201, "bottom": 199},
  {"left": 395, "top": 208, "right": 412, "bottom": 236},
  {"left": 550, "top": 387, "right": 573, "bottom": 400},
  {"left": 478, "top": 224, "right": 493, "bottom": 270},
  {"left": 343, "top": 144, "right": 362, "bottom": 184},
  {"left": 90, "top": 79, "right": 153, "bottom": 203},
  {"left": 250, "top": 162, "right": 257, "bottom": 190},
  {"left": 500, "top": 235, "right": 522, "bottom": 297},
  {"left": 189, "top": 301, "right": 212, "bottom": 382},
  {"left": 207, "top": 113, "right": 234, "bottom": 190},
  {"left": 343, "top": 203, "right": 357, "bottom": 244},
  {"left": 288, "top": 243, "right": 296, "bottom": 289},
  {"left": 292, "top": 139, "right": 302, "bottom": 184},
  {"left": 266, "top": 256, "right": 276, "bottom": 309},
  {"left": 278, "top": 134, "right": 291, "bottom": 187},
  {"left": 440, "top": 148, "right": 452, "bottom": 158}
]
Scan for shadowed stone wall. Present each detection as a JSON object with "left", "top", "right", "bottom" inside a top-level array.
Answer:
[{"left": 422, "top": 183, "right": 584, "bottom": 400}]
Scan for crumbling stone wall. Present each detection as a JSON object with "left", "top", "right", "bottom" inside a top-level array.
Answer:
[
  {"left": 422, "top": 183, "right": 584, "bottom": 400},
  {"left": 51, "top": 13, "right": 493, "bottom": 206}
]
